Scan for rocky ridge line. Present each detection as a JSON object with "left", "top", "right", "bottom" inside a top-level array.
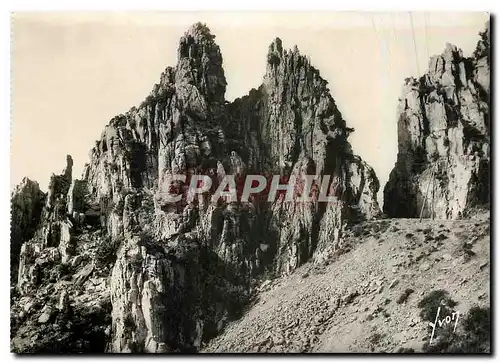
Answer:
[
  {"left": 384, "top": 22, "right": 490, "bottom": 219},
  {"left": 12, "top": 22, "right": 383, "bottom": 353}
]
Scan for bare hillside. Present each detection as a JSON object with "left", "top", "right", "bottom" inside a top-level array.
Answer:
[{"left": 203, "top": 212, "right": 490, "bottom": 353}]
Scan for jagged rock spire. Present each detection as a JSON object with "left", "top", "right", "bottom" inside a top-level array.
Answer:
[
  {"left": 175, "top": 22, "right": 227, "bottom": 103},
  {"left": 384, "top": 23, "right": 490, "bottom": 219},
  {"left": 10, "top": 178, "right": 45, "bottom": 283},
  {"left": 11, "top": 22, "right": 381, "bottom": 353}
]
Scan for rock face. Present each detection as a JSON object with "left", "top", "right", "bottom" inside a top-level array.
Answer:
[
  {"left": 10, "top": 178, "right": 46, "bottom": 283},
  {"left": 11, "top": 23, "right": 380, "bottom": 353},
  {"left": 384, "top": 23, "right": 490, "bottom": 219}
]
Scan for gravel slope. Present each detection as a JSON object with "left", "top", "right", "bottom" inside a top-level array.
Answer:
[{"left": 202, "top": 212, "right": 490, "bottom": 353}]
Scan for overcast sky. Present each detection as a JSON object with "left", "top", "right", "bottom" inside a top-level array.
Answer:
[{"left": 11, "top": 11, "right": 489, "bottom": 203}]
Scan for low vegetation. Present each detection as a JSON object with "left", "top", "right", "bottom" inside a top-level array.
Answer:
[
  {"left": 418, "top": 290, "right": 490, "bottom": 353},
  {"left": 417, "top": 289, "right": 457, "bottom": 322},
  {"left": 422, "top": 306, "right": 490, "bottom": 353}
]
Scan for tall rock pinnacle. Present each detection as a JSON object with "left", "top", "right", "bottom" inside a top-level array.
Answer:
[
  {"left": 384, "top": 22, "right": 490, "bottom": 219},
  {"left": 176, "top": 22, "right": 227, "bottom": 103},
  {"left": 11, "top": 23, "right": 380, "bottom": 353}
]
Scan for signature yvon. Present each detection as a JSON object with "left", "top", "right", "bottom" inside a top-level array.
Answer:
[{"left": 429, "top": 307, "right": 460, "bottom": 343}]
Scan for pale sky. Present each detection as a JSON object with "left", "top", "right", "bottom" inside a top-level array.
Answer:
[{"left": 11, "top": 12, "right": 489, "bottom": 204}]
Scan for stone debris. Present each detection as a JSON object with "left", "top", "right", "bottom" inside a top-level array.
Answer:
[
  {"left": 9, "top": 21, "right": 490, "bottom": 354},
  {"left": 389, "top": 279, "right": 399, "bottom": 289}
]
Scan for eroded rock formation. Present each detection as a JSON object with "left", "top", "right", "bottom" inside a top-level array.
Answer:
[
  {"left": 384, "top": 23, "right": 490, "bottom": 219},
  {"left": 10, "top": 178, "right": 46, "bottom": 284},
  {"left": 11, "top": 23, "right": 380, "bottom": 353}
]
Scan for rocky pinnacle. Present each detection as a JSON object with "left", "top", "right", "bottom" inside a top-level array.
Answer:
[{"left": 383, "top": 22, "right": 490, "bottom": 219}]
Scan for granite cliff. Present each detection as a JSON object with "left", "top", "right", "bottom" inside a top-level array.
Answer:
[
  {"left": 11, "top": 23, "right": 380, "bottom": 353},
  {"left": 383, "top": 23, "right": 490, "bottom": 219}
]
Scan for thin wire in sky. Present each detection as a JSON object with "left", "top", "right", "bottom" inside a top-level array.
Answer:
[
  {"left": 423, "top": 12, "right": 430, "bottom": 62},
  {"left": 370, "top": 13, "right": 381, "bottom": 52},
  {"left": 390, "top": 13, "right": 412, "bottom": 78},
  {"left": 371, "top": 13, "right": 396, "bottom": 81},
  {"left": 408, "top": 11, "right": 421, "bottom": 76}
]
